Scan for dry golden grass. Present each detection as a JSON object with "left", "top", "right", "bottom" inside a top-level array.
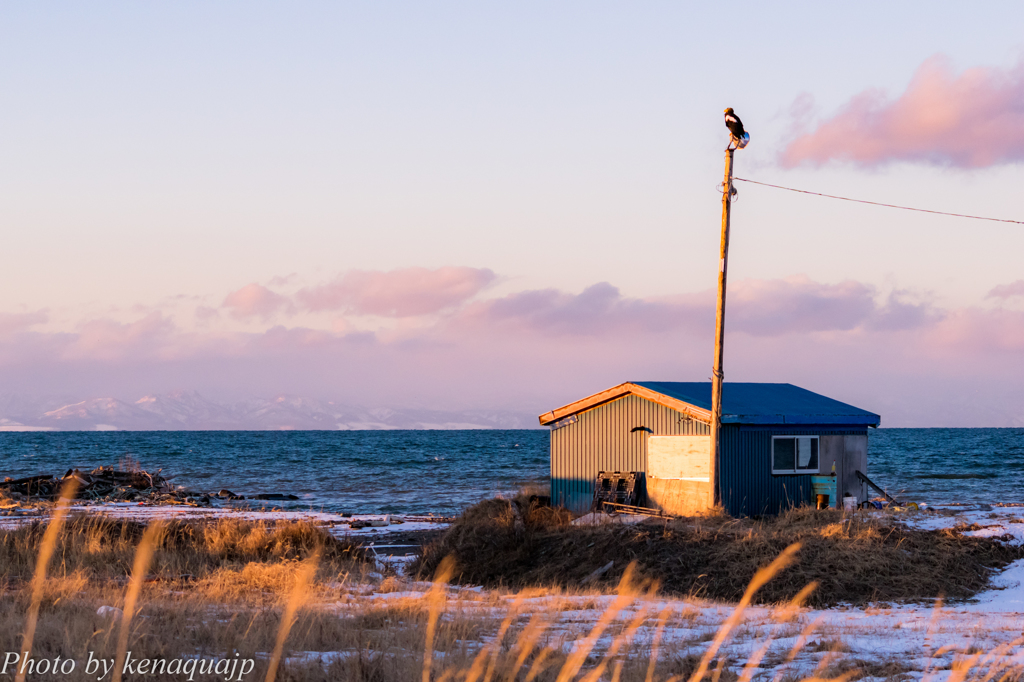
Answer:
[
  {"left": 14, "top": 478, "right": 78, "bottom": 682},
  {"left": 113, "top": 519, "right": 163, "bottom": 682},
  {"left": 200, "top": 560, "right": 319, "bottom": 603},
  {"left": 2, "top": 508, "right": 1024, "bottom": 682},
  {"left": 0, "top": 515, "right": 366, "bottom": 584},
  {"left": 265, "top": 553, "right": 319, "bottom": 682}
]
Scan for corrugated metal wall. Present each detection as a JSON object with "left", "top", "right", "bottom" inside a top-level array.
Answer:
[
  {"left": 550, "top": 395, "right": 708, "bottom": 513},
  {"left": 549, "top": 394, "right": 871, "bottom": 517},
  {"left": 719, "top": 425, "right": 869, "bottom": 517}
]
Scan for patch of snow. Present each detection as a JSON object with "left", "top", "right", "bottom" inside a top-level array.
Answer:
[
  {"left": 963, "top": 559, "right": 1024, "bottom": 612},
  {"left": 572, "top": 512, "right": 646, "bottom": 526},
  {"left": 0, "top": 503, "right": 448, "bottom": 536},
  {"left": 372, "top": 591, "right": 428, "bottom": 600}
]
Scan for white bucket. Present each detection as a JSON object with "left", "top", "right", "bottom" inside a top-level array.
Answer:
[{"left": 842, "top": 496, "right": 858, "bottom": 511}]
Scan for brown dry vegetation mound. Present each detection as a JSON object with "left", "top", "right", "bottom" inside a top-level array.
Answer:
[
  {"left": 0, "top": 516, "right": 367, "bottom": 583},
  {"left": 412, "top": 499, "right": 1024, "bottom": 607}
]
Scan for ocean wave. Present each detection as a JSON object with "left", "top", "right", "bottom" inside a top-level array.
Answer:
[{"left": 912, "top": 473, "right": 997, "bottom": 480}]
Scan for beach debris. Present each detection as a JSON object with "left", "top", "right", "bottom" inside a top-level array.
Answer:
[
  {"left": 1, "top": 466, "right": 169, "bottom": 501},
  {"left": 593, "top": 471, "right": 641, "bottom": 509},
  {"left": 96, "top": 605, "right": 123, "bottom": 621},
  {"left": 0, "top": 474, "right": 61, "bottom": 497},
  {"left": 0, "top": 506, "right": 37, "bottom": 517},
  {"left": 351, "top": 516, "right": 391, "bottom": 529},
  {"left": 396, "top": 515, "right": 454, "bottom": 524},
  {"left": 0, "top": 465, "right": 297, "bottom": 508},
  {"left": 581, "top": 560, "right": 615, "bottom": 585},
  {"left": 598, "top": 501, "right": 676, "bottom": 518},
  {"left": 572, "top": 511, "right": 646, "bottom": 526}
]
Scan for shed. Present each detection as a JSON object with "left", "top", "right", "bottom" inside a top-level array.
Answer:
[{"left": 538, "top": 382, "right": 881, "bottom": 517}]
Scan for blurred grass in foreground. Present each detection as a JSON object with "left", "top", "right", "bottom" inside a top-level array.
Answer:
[{"left": 2, "top": 508, "right": 1023, "bottom": 681}]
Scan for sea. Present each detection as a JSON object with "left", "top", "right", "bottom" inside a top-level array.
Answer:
[{"left": 0, "top": 429, "right": 1021, "bottom": 515}]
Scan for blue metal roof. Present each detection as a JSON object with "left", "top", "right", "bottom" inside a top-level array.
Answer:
[{"left": 632, "top": 382, "right": 880, "bottom": 426}]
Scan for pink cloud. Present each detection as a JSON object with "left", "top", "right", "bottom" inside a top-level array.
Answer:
[
  {"left": 62, "top": 313, "right": 179, "bottom": 362},
  {"left": 256, "top": 325, "right": 340, "bottom": 351},
  {"left": 268, "top": 273, "right": 298, "bottom": 287},
  {"left": 987, "top": 280, "right": 1024, "bottom": 299},
  {"left": 296, "top": 266, "right": 496, "bottom": 317},
  {"left": 0, "top": 311, "right": 47, "bottom": 336},
  {"left": 222, "top": 283, "right": 292, "bottom": 319},
  {"left": 782, "top": 55, "right": 1024, "bottom": 168},
  {"left": 925, "top": 308, "right": 1024, "bottom": 354},
  {"left": 194, "top": 305, "right": 220, "bottom": 323},
  {"left": 450, "top": 276, "right": 934, "bottom": 338},
  {"left": 728, "top": 277, "right": 875, "bottom": 335},
  {"left": 452, "top": 282, "right": 691, "bottom": 336},
  {"left": 866, "top": 291, "right": 942, "bottom": 331},
  {"left": 1, "top": 275, "right": 1023, "bottom": 426}
]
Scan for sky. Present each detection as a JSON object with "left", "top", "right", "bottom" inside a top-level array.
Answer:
[{"left": 1, "top": 2, "right": 1023, "bottom": 426}]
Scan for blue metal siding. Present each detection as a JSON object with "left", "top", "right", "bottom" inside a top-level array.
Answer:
[
  {"left": 550, "top": 395, "right": 709, "bottom": 513},
  {"left": 549, "top": 393, "right": 869, "bottom": 517},
  {"left": 718, "top": 424, "right": 869, "bottom": 517}
]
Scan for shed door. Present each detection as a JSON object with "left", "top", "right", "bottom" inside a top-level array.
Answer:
[
  {"left": 820, "top": 434, "right": 869, "bottom": 504},
  {"left": 843, "top": 435, "right": 868, "bottom": 502}
]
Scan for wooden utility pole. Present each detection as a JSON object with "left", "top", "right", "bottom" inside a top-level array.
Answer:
[{"left": 709, "top": 146, "right": 735, "bottom": 509}]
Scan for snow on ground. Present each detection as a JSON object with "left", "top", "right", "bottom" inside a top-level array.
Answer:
[
  {"left": 340, "top": 578, "right": 1024, "bottom": 680},
  {"left": 346, "top": 578, "right": 1024, "bottom": 679},
  {"left": 7, "top": 501, "right": 1024, "bottom": 676},
  {"left": 341, "top": 504, "right": 1024, "bottom": 678},
  {"left": 901, "top": 506, "right": 1024, "bottom": 616},
  {"left": 0, "top": 501, "right": 448, "bottom": 537}
]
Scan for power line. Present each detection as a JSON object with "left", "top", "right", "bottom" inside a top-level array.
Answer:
[{"left": 732, "top": 177, "right": 1024, "bottom": 225}]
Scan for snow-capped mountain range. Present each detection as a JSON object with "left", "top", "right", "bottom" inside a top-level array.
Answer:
[{"left": 0, "top": 391, "right": 541, "bottom": 431}]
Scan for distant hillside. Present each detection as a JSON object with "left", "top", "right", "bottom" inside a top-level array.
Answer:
[{"left": 0, "top": 391, "right": 542, "bottom": 431}]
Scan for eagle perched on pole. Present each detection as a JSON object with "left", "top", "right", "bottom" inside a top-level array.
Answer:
[{"left": 724, "top": 108, "right": 750, "bottom": 148}]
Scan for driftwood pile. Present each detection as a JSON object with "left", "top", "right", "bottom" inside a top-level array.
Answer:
[
  {"left": 0, "top": 466, "right": 297, "bottom": 507},
  {"left": 1, "top": 466, "right": 183, "bottom": 503},
  {"left": 66, "top": 466, "right": 168, "bottom": 499}
]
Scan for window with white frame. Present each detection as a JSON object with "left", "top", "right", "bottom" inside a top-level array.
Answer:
[{"left": 772, "top": 436, "right": 819, "bottom": 474}]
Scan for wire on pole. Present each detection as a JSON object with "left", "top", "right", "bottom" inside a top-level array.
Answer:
[{"left": 733, "top": 177, "right": 1024, "bottom": 225}]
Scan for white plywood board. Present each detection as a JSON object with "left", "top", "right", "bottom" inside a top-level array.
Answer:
[{"left": 648, "top": 435, "right": 711, "bottom": 481}]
